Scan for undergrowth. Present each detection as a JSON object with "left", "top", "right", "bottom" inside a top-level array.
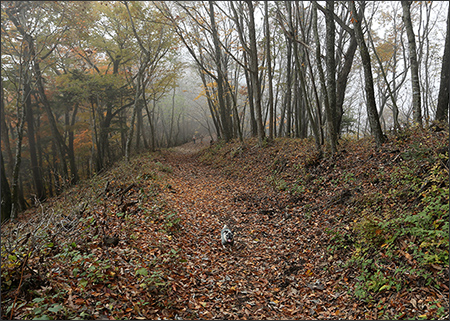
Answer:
[
  {"left": 2, "top": 127, "right": 448, "bottom": 320},
  {"left": 199, "top": 126, "right": 449, "bottom": 319},
  {"left": 347, "top": 128, "right": 449, "bottom": 307},
  {"left": 1, "top": 151, "right": 182, "bottom": 320}
]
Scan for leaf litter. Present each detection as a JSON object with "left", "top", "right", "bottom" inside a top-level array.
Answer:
[{"left": 1, "top": 127, "right": 448, "bottom": 320}]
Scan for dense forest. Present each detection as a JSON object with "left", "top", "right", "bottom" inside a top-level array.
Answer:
[
  {"left": 1, "top": 1, "right": 449, "bottom": 219},
  {"left": 1, "top": 1, "right": 449, "bottom": 320}
]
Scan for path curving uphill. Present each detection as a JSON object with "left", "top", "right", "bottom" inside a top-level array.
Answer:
[{"left": 158, "top": 142, "right": 358, "bottom": 320}]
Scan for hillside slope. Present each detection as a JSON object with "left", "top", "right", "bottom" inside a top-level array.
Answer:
[{"left": 1, "top": 127, "right": 448, "bottom": 320}]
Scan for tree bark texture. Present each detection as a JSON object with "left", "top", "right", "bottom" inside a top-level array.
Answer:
[
  {"left": 435, "top": 4, "right": 450, "bottom": 123},
  {"left": 402, "top": 1, "right": 422, "bottom": 126},
  {"left": 325, "top": 1, "right": 338, "bottom": 154}
]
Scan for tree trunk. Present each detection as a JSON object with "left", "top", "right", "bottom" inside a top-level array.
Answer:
[
  {"left": 136, "top": 103, "right": 143, "bottom": 150},
  {"left": 279, "top": 33, "right": 293, "bottom": 137},
  {"left": 1, "top": 79, "right": 14, "bottom": 175},
  {"left": 10, "top": 83, "right": 27, "bottom": 219},
  {"left": 265, "top": 1, "right": 275, "bottom": 140},
  {"left": 125, "top": 67, "right": 144, "bottom": 162},
  {"left": 366, "top": 18, "right": 402, "bottom": 132},
  {"left": 199, "top": 69, "right": 222, "bottom": 139},
  {"left": 1, "top": 152, "right": 12, "bottom": 223},
  {"left": 33, "top": 53, "right": 69, "bottom": 180},
  {"left": 402, "top": 1, "right": 422, "bottom": 126},
  {"left": 246, "top": 0, "right": 265, "bottom": 144},
  {"left": 243, "top": 52, "right": 257, "bottom": 137},
  {"left": 350, "top": 1, "right": 385, "bottom": 147},
  {"left": 435, "top": 4, "right": 450, "bottom": 123},
  {"left": 25, "top": 80, "right": 46, "bottom": 201},
  {"left": 336, "top": 34, "right": 357, "bottom": 135},
  {"left": 209, "top": 2, "right": 232, "bottom": 142},
  {"left": 325, "top": 1, "right": 338, "bottom": 154},
  {"left": 5, "top": 3, "right": 69, "bottom": 183},
  {"left": 312, "top": 3, "right": 328, "bottom": 144},
  {"left": 67, "top": 103, "right": 80, "bottom": 184},
  {"left": 144, "top": 95, "right": 155, "bottom": 152},
  {"left": 294, "top": 5, "right": 322, "bottom": 153}
]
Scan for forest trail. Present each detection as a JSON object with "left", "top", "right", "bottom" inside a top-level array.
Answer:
[
  {"left": 155, "top": 142, "right": 354, "bottom": 320},
  {"left": 2, "top": 131, "right": 447, "bottom": 320}
]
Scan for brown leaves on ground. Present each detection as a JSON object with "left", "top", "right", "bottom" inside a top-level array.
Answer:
[{"left": 1, "top": 128, "right": 449, "bottom": 320}]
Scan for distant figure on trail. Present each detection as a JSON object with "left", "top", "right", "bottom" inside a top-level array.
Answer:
[{"left": 193, "top": 135, "right": 196, "bottom": 144}]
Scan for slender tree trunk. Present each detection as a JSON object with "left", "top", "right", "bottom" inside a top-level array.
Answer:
[
  {"left": 29, "top": 38, "right": 69, "bottom": 181},
  {"left": 125, "top": 67, "right": 144, "bottom": 162},
  {"left": 90, "top": 98, "right": 102, "bottom": 173},
  {"left": 168, "top": 87, "right": 176, "bottom": 147},
  {"left": 402, "top": 1, "right": 422, "bottom": 126},
  {"left": 287, "top": 1, "right": 300, "bottom": 138},
  {"left": 209, "top": 1, "right": 232, "bottom": 141},
  {"left": 312, "top": 3, "right": 328, "bottom": 144},
  {"left": 144, "top": 96, "right": 155, "bottom": 151},
  {"left": 265, "top": 1, "right": 275, "bottom": 140},
  {"left": 1, "top": 79, "right": 14, "bottom": 175},
  {"left": 244, "top": 53, "right": 257, "bottom": 137},
  {"left": 34, "top": 56, "right": 69, "bottom": 180},
  {"left": 24, "top": 80, "right": 46, "bottom": 201},
  {"left": 366, "top": 17, "right": 402, "bottom": 131},
  {"left": 246, "top": 0, "right": 265, "bottom": 144},
  {"left": 6, "top": 6, "right": 69, "bottom": 182},
  {"left": 1, "top": 152, "right": 12, "bottom": 223},
  {"left": 199, "top": 69, "right": 222, "bottom": 139},
  {"left": 67, "top": 103, "right": 79, "bottom": 184},
  {"left": 135, "top": 103, "right": 144, "bottom": 150},
  {"left": 313, "top": 2, "right": 333, "bottom": 150},
  {"left": 280, "top": 33, "right": 293, "bottom": 137},
  {"left": 435, "top": 4, "right": 450, "bottom": 123},
  {"left": 11, "top": 83, "right": 27, "bottom": 219},
  {"left": 292, "top": 5, "right": 322, "bottom": 153},
  {"left": 226, "top": 69, "right": 243, "bottom": 142},
  {"left": 336, "top": 34, "right": 357, "bottom": 135},
  {"left": 325, "top": 1, "right": 338, "bottom": 154},
  {"left": 305, "top": 49, "right": 324, "bottom": 145},
  {"left": 350, "top": 1, "right": 385, "bottom": 147}
]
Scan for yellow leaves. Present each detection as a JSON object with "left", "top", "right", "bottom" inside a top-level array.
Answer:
[
  {"left": 206, "top": 81, "right": 218, "bottom": 88},
  {"left": 194, "top": 91, "right": 206, "bottom": 101}
]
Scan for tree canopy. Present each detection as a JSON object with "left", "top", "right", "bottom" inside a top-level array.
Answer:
[{"left": 1, "top": 1, "right": 449, "bottom": 219}]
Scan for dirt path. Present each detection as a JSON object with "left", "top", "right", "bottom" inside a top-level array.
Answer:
[{"left": 156, "top": 144, "right": 353, "bottom": 320}]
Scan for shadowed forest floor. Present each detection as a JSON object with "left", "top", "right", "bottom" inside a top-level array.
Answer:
[{"left": 1, "top": 127, "right": 449, "bottom": 320}]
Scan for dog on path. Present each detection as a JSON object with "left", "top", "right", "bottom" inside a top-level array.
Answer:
[{"left": 221, "top": 225, "right": 234, "bottom": 249}]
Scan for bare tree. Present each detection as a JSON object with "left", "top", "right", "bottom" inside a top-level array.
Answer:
[
  {"left": 350, "top": 1, "right": 385, "bottom": 147},
  {"left": 325, "top": 1, "right": 338, "bottom": 154},
  {"left": 265, "top": 1, "right": 275, "bottom": 140},
  {"left": 401, "top": 1, "right": 422, "bottom": 126}
]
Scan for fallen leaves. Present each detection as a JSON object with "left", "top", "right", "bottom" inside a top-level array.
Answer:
[{"left": 2, "top": 130, "right": 449, "bottom": 320}]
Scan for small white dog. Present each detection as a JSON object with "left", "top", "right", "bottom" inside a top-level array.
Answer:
[{"left": 221, "top": 225, "right": 234, "bottom": 249}]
